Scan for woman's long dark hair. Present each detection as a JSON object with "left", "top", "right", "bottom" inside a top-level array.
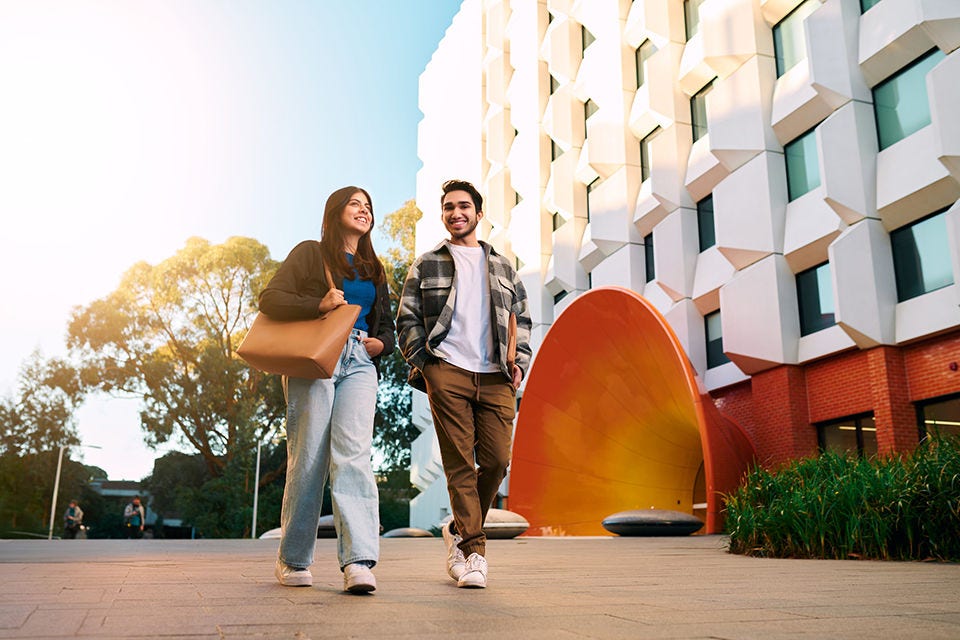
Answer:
[{"left": 319, "top": 186, "right": 385, "bottom": 286}]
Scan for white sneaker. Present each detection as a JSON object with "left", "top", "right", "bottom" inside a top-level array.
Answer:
[
  {"left": 441, "top": 521, "right": 467, "bottom": 581},
  {"left": 457, "top": 553, "right": 487, "bottom": 589},
  {"left": 275, "top": 560, "right": 313, "bottom": 587},
  {"left": 343, "top": 563, "right": 377, "bottom": 593}
]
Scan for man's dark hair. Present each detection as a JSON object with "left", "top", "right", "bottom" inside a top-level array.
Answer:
[{"left": 441, "top": 179, "right": 483, "bottom": 212}]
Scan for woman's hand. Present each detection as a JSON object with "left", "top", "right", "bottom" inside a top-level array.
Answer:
[
  {"left": 362, "top": 337, "right": 384, "bottom": 358},
  {"left": 319, "top": 288, "right": 346, "bottom": 314}
]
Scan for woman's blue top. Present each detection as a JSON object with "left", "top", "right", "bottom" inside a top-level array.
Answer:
[{"left": 342, "top": 253, "right": 375, "bottom": 331}]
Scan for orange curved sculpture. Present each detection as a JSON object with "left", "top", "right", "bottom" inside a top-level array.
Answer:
[{"left": 509, "top": 287, "right": 756, "bottom": 535}]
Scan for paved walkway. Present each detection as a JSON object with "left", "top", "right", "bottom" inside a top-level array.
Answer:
[{"left": 0, "top": 535, "right": 958, "bottom": 639}]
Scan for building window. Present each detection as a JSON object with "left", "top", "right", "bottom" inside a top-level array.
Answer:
[
  {"left": 696, "top": 194, "right": 715, "bottom": 252},
  {"left": 643, "top": 232, "right": 655, "bottom": 282},
  {"left": 640, "top": 127, "right": 660, "bottom": 182},
  {"left": 891, "top": 208, "right": 954, "bottom": 302},
  {"left": 581, "top": 25, "right": 595, "bottom": 52},
  {"left": 550, "top": 74, "right": 559, "bottom": 96},
  {"left": 635, "top": 40, "right": 653, "bottom": 89},
  {"left": 796, "top": 262, "right": 835, "bottom": 336},
  {"left": 873, "top": 48, "right": 946, "bottom": 151},
  {"left": 818, "top": 414, "right": 878, "bottom": 458},
  {"left": 918, "top": 393, "right": 960, "bottom": 441},
  {"left": 784, "top": 127, "right": 820, "bottom": 201},
  {"left": 551, "top": 139, "right": 562, "bottom": 161},
  {"left": 684, "top": 0, "right": 705, "bottom": 41},
  {"left": 705, "top": 311, "right": 729, "bottom": 369},
  {"left": 773, "top": 0, "right": 819, "bottom": 77},
  {"left": 514, "top": 255, "right": 524, "bottom": 271},
  {"left": 586, "top": 178, "right": 600, "bottom": 222},
  {"left": 860, "top": 0, "right": 881, "bottom": 13},
  {"left": 584, "top": 99, "right": 598, "bottom": 138},
  {"left": 690, "top": 80, "right": 715, "bottom": 142},
  {"left": 553, "top": 290, "right": 568, "bottom": 305},
  {"left": 552, "top": 211, "right": 564, "bottom": 231},
  {"left": 587, "top": 271, "right": 593, "bottom": 289}
]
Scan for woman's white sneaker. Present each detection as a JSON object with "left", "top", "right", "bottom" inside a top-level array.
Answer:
[
  {"left": 457, "top": 553, "right": 487, "bottom": 588},
  {"left": 343, "top": 563, "right": 377, "bottom": 593},
  {"left": 275, "top": 560, "right": 313, "bottom": 587}
]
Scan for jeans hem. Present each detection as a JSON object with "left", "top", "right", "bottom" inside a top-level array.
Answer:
[{"left": 340, "top": 557, "right": 378, "bottom": 571}]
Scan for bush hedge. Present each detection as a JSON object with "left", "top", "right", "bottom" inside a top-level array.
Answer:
[{"left": 724, "top": 435, "right": 960, "bottom": 561}]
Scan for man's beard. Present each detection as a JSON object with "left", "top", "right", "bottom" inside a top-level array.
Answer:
[{"left": 446, "top": 218, "right": 478, "bottom": 239}]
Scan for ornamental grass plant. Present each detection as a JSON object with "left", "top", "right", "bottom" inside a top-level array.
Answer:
[{"left": 724, "top": 435, "right": 960, "bottom": 561}]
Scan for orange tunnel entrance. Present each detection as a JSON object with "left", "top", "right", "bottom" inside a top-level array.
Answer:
[{"left": 509, "top": 288, "right": 756, "bottom": 535}]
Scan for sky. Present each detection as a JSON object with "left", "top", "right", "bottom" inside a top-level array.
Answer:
[{"left": 0, "top": 0, "right": 462, "bottom": 480}]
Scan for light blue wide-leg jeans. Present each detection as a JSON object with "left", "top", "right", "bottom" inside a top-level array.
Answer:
[{"left": 278, "top": 329, "right": 380, "bottom": 570}]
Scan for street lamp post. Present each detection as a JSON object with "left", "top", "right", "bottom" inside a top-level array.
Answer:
[
  {"left": 48, "top": 443, "right": 102, "bottom": 540},
  {"left": 251, "top": 438, "right": 263, "bottom": 539}
]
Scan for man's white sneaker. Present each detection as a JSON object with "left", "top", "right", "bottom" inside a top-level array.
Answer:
[
  {"left": 275, "top": 560, "right": 313, "bottom": 587},
  {"left": 457, "top": 553, "right": 487, "bottom": 589},
  {"left": 441, "top": 521, "right": 467, "bottom": 581},
  {"left": 343, "top": 563, "right": 377, "bottom": 593}
]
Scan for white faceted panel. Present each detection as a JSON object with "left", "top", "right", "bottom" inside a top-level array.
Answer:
[
  {"left": 678, "top": 32, "right": 717, "bottom": 96},
  {"left": 702, "top": 0, "right": 775, "bottom": 79},
  {"left": 692, "top": 247, "right": 737, "bottom": 315},
  {"left": 582, "top": 167, "right": 642, "bottom": 255},
  {"left": 483, "top": 167, "right": 511, "bottom": 229},
  {"left": 806, "top": 0, "right": 870, "bottom": 103},
  {"left": 641, "top": 281, "right": 675, "bottom": 316},
  {"left": 829, "top": 219, "right": 896, "bottom": 348},
  {"left": 546, "top": 216, "right": 588, "bottom": 294},
  {"left": 543, "top": 83, "right": 581, "bottom": 150},
  {"left": 540, "top": 13, "right": 582, "bottom": 84},
  {"left": 575, "top": 140, "right": 601, "bottom": 186},
  {"left": 625, "top": 0, "right": 686, "bottom": 49},
  {"left": 629, "top": 42, "right": 687, "bottom": 139},
  {"left": 760, "top": 0, "right": 815, "bottom": 27},
  {"left": 545, "top": 151, "right": 582, "bottom": 217},
  {"left": 859, "top": 0, "right": 960, "bottom": 87},
  {"left": 589, "top": 242, "right": 647, "bottom": 291},
  {"left": 686, "top": 135, "right": 730, "bottom": 202},
  {"left": 877, "top": 126, "right": 960, "bottom": 230},
  {"left": 484, "top": 47, "right": 512, "bottom": 107},
  {"left": 783, "top": 190, "right": 844, "bottom": 274},
  {"left": 655, "top": 207, "right": 700, "bottom": 303},
  {"left": 714, "top": 151, "right": 786, "bottom": 270},
  {"left": 819, "top": 100, "right": 877, "bottom": 224},
  {"left": 930, "top": 50, "right": 960, "bottom": 182},
  {"left": 485, "top": 0, "right": 509, "bottom": 51},
  {"left": 635, "top": 125, "right": 693, "bottom": 234},
  {"left": 507, "top": 199, "right": 549, "bottom": 271},
  {"left": 720, "top": 254, "right": 800, "bottom": 373},
  {"left": 664, "top": 298, "right": 709, "bottom": 375},
  {"left": 703, "top": 360, "right": 750, "bottom": 391},
  {"left": 797, "top": 325, "right": 857, "bottom": 364},
  {"left": 896, "top": 287, "right": 960, "bottom": 343},
  {"left": 410, "top": 421, "right": 443, "bottom": 491},
  {"left": 707, "top": 55, "right": 779, "bottom": 173}
]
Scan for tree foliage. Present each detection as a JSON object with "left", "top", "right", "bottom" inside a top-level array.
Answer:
[
  {"left": 66, "top": 237, "right": 287, "bottom": 479},
  {"left": 374, "top": 200, "right": 422, "bottom": 471}
]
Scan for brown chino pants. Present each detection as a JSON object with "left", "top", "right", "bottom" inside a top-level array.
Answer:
[{"left": 422, "top": 359, "right": 515, "bottom": 557}]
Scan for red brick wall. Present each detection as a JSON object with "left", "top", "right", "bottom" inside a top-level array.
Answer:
[
  {"left": 903, "top": 334, "right": 960, "bottom": 401},
  {"left": 708, "top": 331, "right": 960, "bottom": 467}
]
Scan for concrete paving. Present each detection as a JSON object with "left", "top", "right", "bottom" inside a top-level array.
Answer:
[{"left": 0, "top": 535, "right": 958, "bottom": 639}]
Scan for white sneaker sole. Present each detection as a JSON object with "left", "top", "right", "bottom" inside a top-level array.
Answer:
[
  {"left": 275, "top": 565, "right": 313, "bottom": 587},
  {"left": 457, "top": 571, "right": 486, "bottom": 589}
]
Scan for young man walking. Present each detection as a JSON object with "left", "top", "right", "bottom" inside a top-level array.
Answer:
[{"left": 397, "top": 179, "right": 531, "bottom": 588}]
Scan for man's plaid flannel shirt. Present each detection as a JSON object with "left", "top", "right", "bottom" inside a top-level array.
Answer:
[{"left": 396, "top": 239, "right": 532, "bottom": 392}]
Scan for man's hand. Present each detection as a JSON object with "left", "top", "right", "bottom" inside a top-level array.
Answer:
[{"left": 511, "top": 364, "right": 523, "bottom": 390}]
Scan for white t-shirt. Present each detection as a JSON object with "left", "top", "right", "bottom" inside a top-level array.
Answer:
[{"left": 436, "top": 244, "right": 500, "bottom": 373}]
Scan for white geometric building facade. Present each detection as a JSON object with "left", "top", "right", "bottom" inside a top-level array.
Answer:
[{"left": 408, "top": 0, "right": 960, "bottom": 531}]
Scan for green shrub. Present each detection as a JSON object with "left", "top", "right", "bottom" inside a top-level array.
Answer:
[{"left": 724, "top": 435, "right": 960, "bottom": 560}]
